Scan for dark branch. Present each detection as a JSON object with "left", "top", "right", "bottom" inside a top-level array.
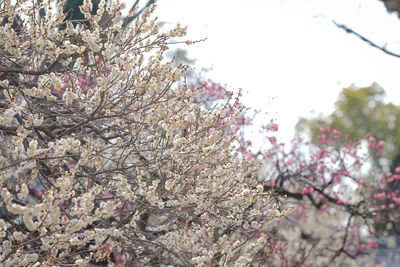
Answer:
[
  {"left": 333, "top": 20, "right": 400, "bottom": 58},
  {"left": 263, "top": 185, "right": 303, "bottom": 200},
  {"left": 122, "top": 0, "right": 157, "bottom": 28}
]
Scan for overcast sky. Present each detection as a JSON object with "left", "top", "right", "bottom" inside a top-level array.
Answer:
[{"left": 142, "top": 0, "right": 400, "bottom": 145}]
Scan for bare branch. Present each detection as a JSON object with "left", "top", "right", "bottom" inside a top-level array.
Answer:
[{"left": 333, "top": 20, "right": 400, "bottom": 58}]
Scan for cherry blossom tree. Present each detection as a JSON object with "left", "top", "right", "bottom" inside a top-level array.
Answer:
[
  {"left": 257, "top": 125, "right": 400, "bottom": 266},
  {"left": 0, "top": 1, "right": 285, "bottom": 266}
]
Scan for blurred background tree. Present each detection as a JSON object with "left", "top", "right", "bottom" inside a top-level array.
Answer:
[{"left": 297, "top": 83, "right": 400, "bottom": 173}]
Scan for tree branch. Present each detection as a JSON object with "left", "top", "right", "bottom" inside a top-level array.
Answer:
[
  {"left": 122, "top": 0, "right": 157, "bottom": 28},
  {"left": 333, "top": 20, "right": 400, "bottom": 58}
]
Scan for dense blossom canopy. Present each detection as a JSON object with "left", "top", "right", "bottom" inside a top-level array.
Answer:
[{"left": 0, "top": 0, "right": 286, "bottom": 266}]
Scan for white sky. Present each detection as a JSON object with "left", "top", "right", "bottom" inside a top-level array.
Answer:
[{"left": 134, "top": 0, "right": 400, "bottom": 145}]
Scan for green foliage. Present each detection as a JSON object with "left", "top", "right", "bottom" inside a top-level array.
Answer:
[{"left": 297, "top": 83, "right": 400, "bottom": 171}]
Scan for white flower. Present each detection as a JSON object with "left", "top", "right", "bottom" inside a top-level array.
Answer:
[{"left": 17, "top": 183, "right": 29, "bottom": 201}]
